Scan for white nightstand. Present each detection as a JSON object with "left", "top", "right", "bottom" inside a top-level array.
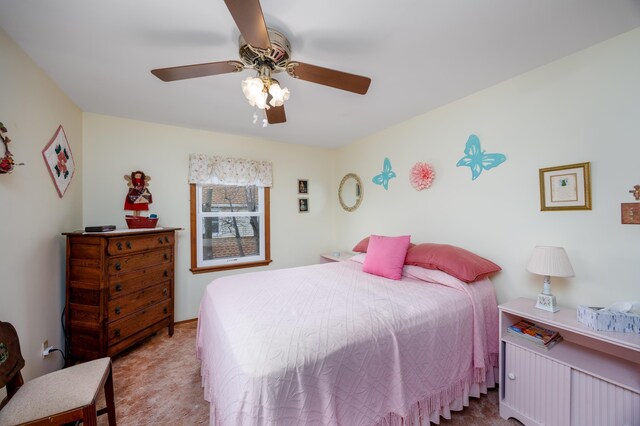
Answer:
[
  {"left": 320, "top": 252, "right": 355, "bottom": 263},
  {"left": 499, "top": 297, "right": 640, "bottom": 426}
]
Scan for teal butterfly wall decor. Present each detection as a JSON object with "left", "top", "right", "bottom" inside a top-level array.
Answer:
[
  {"left": 372, "top": 157, "right": 396, "bottom": 190},
  {"left": 456, "top": 134, "right": 506, "bottom": 180}
]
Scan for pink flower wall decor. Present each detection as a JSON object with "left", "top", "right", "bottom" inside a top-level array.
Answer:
[{"left": 410, "top": 162, "right": 435, "bottom": 191}]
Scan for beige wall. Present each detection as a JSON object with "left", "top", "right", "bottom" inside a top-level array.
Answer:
[
  {"left": 0, "top": 29, "right": 83, "bottom": 381},
  {"left": 82, "top": 113, "right": 336, "bottom": 321},
  {"left": 335, "top": 28, "right": 640, "bottom": 308}
]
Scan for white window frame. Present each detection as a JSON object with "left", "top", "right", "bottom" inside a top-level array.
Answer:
[{"left": 193, "top": 183, "right": 267, "bottom": 270}]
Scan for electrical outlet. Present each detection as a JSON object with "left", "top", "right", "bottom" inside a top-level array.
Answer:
[{"left": 41, "top": 339, "right": 49, "bottom": 359}]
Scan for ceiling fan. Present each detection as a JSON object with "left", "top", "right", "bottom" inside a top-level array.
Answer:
[{"left": 151, "top": 0, "right": 371, "bottom": 125}]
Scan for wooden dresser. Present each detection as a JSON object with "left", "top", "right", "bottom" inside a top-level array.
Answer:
[{"left": 63, "top": 228, "right": 179, "bottom": 362}]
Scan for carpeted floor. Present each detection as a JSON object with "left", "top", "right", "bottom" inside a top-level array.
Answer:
[{"left": 97, "top": 321, "right": 521, "bottom": 425}]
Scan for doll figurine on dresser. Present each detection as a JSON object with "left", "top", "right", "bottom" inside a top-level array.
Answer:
[{"left": 124, "top": 170, "right": 152, "bottom": 212}]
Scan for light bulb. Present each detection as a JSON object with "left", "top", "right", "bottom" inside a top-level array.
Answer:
[
  {"left": 268, "top": 83, "right": 290, "bottom": 107},
  {"left": 241, "top": 77, "right": 269, "bottom": 109}
]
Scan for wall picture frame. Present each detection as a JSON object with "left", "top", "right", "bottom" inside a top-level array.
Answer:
[
  {"left": 298, "top": 197, "right": 309, "bottom": 213},
  {"left": 539, "top": 162, "right": 591, "bottom": 211},
  {"left": 298, "top": 179, "right": 308, "bottom": 194},
  {"left": 42, "top": 125, "right": 75, "bottom": 198}
]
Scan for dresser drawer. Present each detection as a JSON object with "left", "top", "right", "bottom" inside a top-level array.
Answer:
[
  {"left": 107, "top": 232, "right": 174, "bottom": 255},
  {"left": 109, "top": 264, "right": 172, "bottom": 299},
  {"left": 108, "top": 247, "right": 172, "bottom": 275},
  {"left": 108, "top": 299, "right": 171, "bottom": 345},
  {"left": 108, "top": 282, "right": 171, "bottom": 321}
]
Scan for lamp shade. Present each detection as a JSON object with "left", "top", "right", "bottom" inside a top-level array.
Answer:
[{"left": 527, "top": 246, "right": 575, "bottom": 277}]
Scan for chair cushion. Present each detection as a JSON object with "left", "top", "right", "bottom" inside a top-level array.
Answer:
[{"left": 0, "top": 357, "right": 111, "bottom": 425}]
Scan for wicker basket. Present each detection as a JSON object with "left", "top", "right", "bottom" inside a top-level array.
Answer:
[{"left": 125, "top": 215, "right": 158, "bottom": 229}]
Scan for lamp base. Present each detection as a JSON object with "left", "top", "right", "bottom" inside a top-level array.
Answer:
[{"left": 535, "top": 293, "right": 559, "bottom": 313}]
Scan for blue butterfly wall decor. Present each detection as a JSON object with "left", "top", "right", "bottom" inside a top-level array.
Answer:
[
  {"left": 372, "top": 157, "right": 396, "bottom": 190},
  {"left": 456, "top": 134, "right": 506, "bottom": 180}
]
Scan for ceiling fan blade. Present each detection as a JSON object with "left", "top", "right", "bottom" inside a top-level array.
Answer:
[
  {"left": 266, "top": 105, "right": 286, "bottom": 124},
  {"left": 151, "top": 60, "right": 244, "bottom": 82},
  {"left": 287, "top": 62, "right": 371, "bottom": 95},
  {"left": 224, "top": 0, "right": 270, "bottom": 50}
]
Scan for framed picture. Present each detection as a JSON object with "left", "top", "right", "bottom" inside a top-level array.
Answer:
[
  {"left": 298, "top": 179, "right": 308, "bottom": 194},
  {"left": 42, "top": 125, "right": 75, "bottom": 198},
  {"left": 539, "top": 162, "right": 591, "bottom": 211},
  {"left": 298, "top": 197, "right": 309, "bottom": 213}
]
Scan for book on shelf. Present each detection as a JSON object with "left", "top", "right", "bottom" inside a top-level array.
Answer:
[{"left": 507, "top": 319, "right": 563, "bottom": 350}]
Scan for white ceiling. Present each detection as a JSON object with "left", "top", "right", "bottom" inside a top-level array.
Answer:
[{"left": 1, "top": 1, "right": 639, "bottom": 148}]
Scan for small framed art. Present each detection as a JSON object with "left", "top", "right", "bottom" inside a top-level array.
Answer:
[
  {"left": 298, "top": 198, "right": 309, "bottom": 213},
  {"left": 621, "top": 203, "right": 640, "bottom": 224},
  {"left": 42, "top": 125, "right": 75, "bottom": 198},
  {"left": 539, "top": 162, "right": 591, "bottom": 211},
  {"left": 298, "top": 179, "right": 308, "bottom": 194}
]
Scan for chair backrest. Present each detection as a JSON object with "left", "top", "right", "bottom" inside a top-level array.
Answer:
[{"left": 0, "top": 321, "right": 25, "bottom": 405}]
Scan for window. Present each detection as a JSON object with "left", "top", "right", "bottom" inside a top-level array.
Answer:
[{"left": 190, "top": 183, "right": 271, "bottom": 273}]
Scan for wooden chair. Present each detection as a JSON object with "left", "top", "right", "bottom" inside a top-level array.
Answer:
[{"left": 0, "top": 321, "right": 116, "bottom": 425}]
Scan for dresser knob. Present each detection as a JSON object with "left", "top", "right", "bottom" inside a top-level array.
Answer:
[
  {"left": 115, "top": 262, "right": 121, "bottom": 271},
  {"left": 164, "top": 236, "right": 170, "bottom": 243},
  {"left": 158, "top": 237, "right": 163, "bottom": 244},
  {"left": 114, "top": 329, "right": 121, "bottom": 337},
  {"left": 163, "top": 288, "right": 168, "bottom": 296},
  {"left": 116, "top": 242, "right": 122, "bottom": 250},
  {"left": 115, "top": 306, "right": 121, "bottom": 315},
  {"left": 508, "top": 373, "right": 516, "bottom": 380},
  {"left": 164, "top": 253, "right": 169, "bottom": 261},
  {"left": 115, "top": 284, "right": 122, "bottom": 292},
  {"left": 163, "top": 307, "right": 168, "bottom": 314},
  {"left": 126, "top": 241, "right": 132, "bottom": 249},
  {"left": 163, "top": 270, "right": 169, "bottom": 277}
]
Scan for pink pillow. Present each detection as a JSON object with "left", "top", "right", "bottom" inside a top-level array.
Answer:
[
  {"left": 362, "top": 235, "right": 411, "bottom": 280},
  {"left": 352, "top": 236, "right": 370, "bottom": 253},
  {"left": 404, "top": 243, "right": 501, "bottom": 283},
  {"left": 353, "top": 236, "right": 415, "bottom": 253}
]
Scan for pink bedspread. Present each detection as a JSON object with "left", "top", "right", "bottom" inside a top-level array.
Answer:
[{"left": 197, "top": 259, "right": 498, "bottom": 425}]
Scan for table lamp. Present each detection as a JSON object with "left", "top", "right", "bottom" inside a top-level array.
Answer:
[{"left": 527, "top": 246, "right": 574, "bottom": 312}]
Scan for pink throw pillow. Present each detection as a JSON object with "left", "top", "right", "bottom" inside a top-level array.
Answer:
[
  {"left": 353, "top": 236, "right": 415, "bottom": 253},
  {"left": 362, "top": 235, "right": 411, "bottom": 280},
  {"left": 404, "top": 243, "right": 501, "bottom": 283},
  {"left": 352, "top": 236, "right": 370, "bottom": 253}
]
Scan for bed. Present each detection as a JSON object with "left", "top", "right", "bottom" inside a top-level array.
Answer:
[{"left": 197, "top": 254, "right": 499, "bottom": 425}]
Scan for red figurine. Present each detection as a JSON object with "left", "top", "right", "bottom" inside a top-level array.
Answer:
[{"left": 124, "top": 170, "right": 152, "bottom": 212}]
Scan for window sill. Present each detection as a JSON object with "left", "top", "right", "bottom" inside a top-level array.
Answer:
[{"left": 190, "top": 259, "right": 272, "bottom": 274}]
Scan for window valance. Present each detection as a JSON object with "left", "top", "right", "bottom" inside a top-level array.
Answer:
[{"left": 188, "top": 154, "right": 273, "bottom": 187}]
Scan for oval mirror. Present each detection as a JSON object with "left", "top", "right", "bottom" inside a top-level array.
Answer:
[{"left": 339, "top": 173, "right": 363, "bottom": 212}]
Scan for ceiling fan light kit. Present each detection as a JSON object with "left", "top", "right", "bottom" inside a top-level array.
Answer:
[
  {"left": 150, "top": 0, "right": 371, "bottom": 125},
  {"left": 241, "top": 62, "right": 290, "bottom": 110}
]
